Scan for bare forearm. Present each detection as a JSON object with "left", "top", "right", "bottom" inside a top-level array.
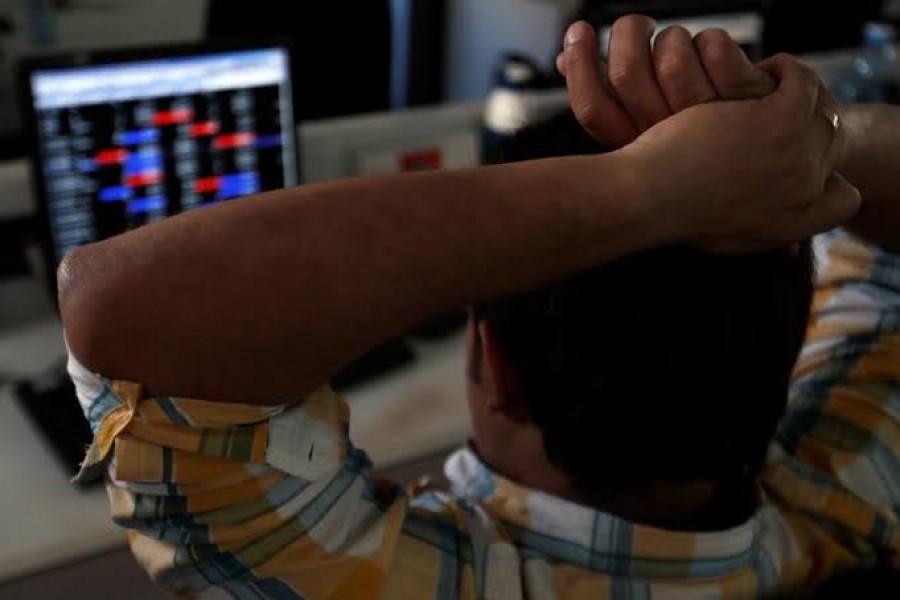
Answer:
[
  {"left": 839, "top": 103, "right": 900, "bottom": 251},
  {"left": 59, "top": 154, "right": 659, "bottom": 403}
]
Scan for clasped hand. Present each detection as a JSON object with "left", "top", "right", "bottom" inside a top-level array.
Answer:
[{"left": 558, "top": 16, "right": 860, "bottom": 253}]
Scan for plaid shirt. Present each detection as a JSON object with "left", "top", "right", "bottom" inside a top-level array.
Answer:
[{"left": 70, "top": 230, "right": 900, "bottom": 599}]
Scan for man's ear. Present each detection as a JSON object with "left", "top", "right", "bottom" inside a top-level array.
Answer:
[{"left": 477, "top": 319, "right": 529, "bottom": 421}]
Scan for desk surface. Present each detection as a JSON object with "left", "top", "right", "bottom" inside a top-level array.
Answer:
[
  {"left": 0, "top": 278, "right": 471, "bottom": 583},
  {"left": 0, "top": 161, "right": 32, "bottom": 222}
]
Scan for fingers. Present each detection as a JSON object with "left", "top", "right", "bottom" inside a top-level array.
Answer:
[
  {"left": 607, "top": 15, "right": 671, "bottom": 131},
  {"left": 560, "top": 17, "right": 781, "bottom": 147},
  {"left": 562, "top": 21, "right": 639, "bottom": 147},
  {"left": 653, "top": 25, "right": 718, "bottom": 111},
  {"left": 714, "top": 173, "right": 859, "bottom": 252},
  {"left": 699, "top": 174, "right": 859, "bottom": 254},
  {"left": 556, "top": 51, "right": 566, "bottom": 76},
  {"left": 693, "top": 29, "right": 776, "bottom": 100},
  {"left": 758, "top": 53, "right": 820, "bottom": 124},
  {"left": 799, "top": 173, "right": 861, "bottom": 236}
]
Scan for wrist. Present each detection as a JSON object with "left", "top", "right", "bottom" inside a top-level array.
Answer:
[
  {"left": 555, "top": 151, "right": 676, "bottom": 264},
  {"left": 601, "top": 146, "right": 691, "bottom": 249},
  {"left": 835, "top": 102, "right": 863, "bottom": 174}
]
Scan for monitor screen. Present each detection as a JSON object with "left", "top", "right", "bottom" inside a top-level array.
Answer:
[{"left": 24, "top": 46, "right": 297, "bottom": 264}]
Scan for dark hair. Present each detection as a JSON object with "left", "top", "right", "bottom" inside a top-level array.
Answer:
[
  {"left": 771, "top": 565, "right": 900, "bottom": 599},
  {"left": 475, "top": 111, "right": 815, "bottom": 504}
]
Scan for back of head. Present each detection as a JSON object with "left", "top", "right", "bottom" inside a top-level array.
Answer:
[
  {"left": 773, "top": 565, "right": 900, "bottom": 599},
  {"left": 476, "top": 111, "right": 815, "bottom": 507}
]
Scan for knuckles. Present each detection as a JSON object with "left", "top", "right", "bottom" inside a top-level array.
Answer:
[
  {"left": 654, "top": 47, "right": 694, "bottom": 84},
  {"left": 654, "top": 25, "right": 692, "bottom": 50},
  {"left": 572, "top": 101, "right": 607, "bottom": 137},
  {"left": 611, "top": 14, "right": 655, "bottom": 39},
  {"left": 607, "top": 61, "right": 643, "bottom": 97},
  {"left": 694, "top": 29, "right": 733, "bottom": 64}
]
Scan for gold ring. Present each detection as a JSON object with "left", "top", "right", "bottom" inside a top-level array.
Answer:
[{"left": 818, "top": 106, "right": 841, "bottom": 134}]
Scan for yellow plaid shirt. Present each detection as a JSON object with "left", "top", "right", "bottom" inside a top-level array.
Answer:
[{"left": 70, "top": 230, "right": 900, "bottom": 599}]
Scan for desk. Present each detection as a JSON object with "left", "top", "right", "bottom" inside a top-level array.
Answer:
[
  {"left": 0, "top": 277, "right": 471, "bottom": 584},
  {"left": 0, "top": 162, "right": 32, "bottom": 223}
]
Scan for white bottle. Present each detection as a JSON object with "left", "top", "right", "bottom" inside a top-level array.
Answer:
[{"left": 482, "top": 54, "right": 547, "bottom": 164}]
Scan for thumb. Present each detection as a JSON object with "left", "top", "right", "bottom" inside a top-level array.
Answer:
[
  {"left": 798, "top": 173, "right": 862, "bottom": 238},
  {"left": 757, "top": 54, "right": 820, "bottom": 125},
  {"left": 563, "top": 21, "right": 638, "bottom": 148},
  {"left": 693, "top": 28, "right": 775, "bottom": 100}
]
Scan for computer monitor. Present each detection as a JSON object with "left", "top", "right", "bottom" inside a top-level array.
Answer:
[
  {"left": 14, "top": 44, "right": 298, "bottom": 479},
  {"left": 19, "top": 44, "right": 298, "bottom": 271}
]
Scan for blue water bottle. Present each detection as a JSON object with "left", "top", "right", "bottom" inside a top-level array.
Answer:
[{"left": 829, "top": 23, "right": 899, "bottom": 104}]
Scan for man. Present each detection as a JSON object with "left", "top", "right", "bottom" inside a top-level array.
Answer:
[{"left": 60, "top": 16, "right": 897, "bottom": 600}]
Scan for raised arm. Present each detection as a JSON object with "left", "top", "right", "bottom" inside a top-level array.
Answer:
[
  {"left": 59, "top": 39, "right": 854, "bottom": 405},
  {"left": 59, "top": 156, "right": 649, "bottom": 402},
  {"left": 558, "top": 16, "right": 900, "bottom": 560},
  {"left": 839, "top": 103, "right": 900, "bottom": 251},
  {"left": 560, "top": 16, "right": 899, "bottom": 252}
]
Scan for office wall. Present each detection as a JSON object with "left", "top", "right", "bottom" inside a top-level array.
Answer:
[
  {"left": 444, "top": 0, "right": 571, "bottom": 102},
  {"left": 0, "top": 0, "right": 207, "bottom": 140},
  {"left": 3, "top": 0, "right": 569, "bottom": 134},
  {"left": 390, "top": 0, "right": 413, "bottom": 108},
  {"left": 47, "top": 0, "right": 205, "bottom": 49}
]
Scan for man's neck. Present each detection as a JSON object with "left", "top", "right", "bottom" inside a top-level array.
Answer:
[
  {"left": 594, "top": 482, "right": 750, "bottom": 532},
  {"left": 473, "top": 441, "right": 755, "bottom": 532},
  {"left": 470, "top": 437, "right": 578, "bottom": 502}
]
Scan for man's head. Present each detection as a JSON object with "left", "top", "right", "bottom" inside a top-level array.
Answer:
[{"left": 467, "top": 111, "right": 815, "bottom": 527}]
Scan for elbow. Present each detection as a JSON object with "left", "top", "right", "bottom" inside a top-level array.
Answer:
[
  {"left": 57, "top": 246, "right": 87, "bottom": 314},
  {"left": 57, "top": 245, "right": 113, "bottom": 372}
]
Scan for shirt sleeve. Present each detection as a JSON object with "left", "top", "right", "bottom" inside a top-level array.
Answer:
[
  {"left": 767, "top": 230, "right": 900, "bottom": 563},
  {"left": 68, "top": 353, "right": 409, "bottom": 599}
]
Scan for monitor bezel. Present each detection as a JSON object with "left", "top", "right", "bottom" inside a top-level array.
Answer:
[{"left": 17, "top": 40, "right": 300, "bottom": 306}]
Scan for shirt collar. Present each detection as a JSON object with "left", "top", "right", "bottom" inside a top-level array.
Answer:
[{"left": 443, "top": 446, "right": 762, "bottom": 579}]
